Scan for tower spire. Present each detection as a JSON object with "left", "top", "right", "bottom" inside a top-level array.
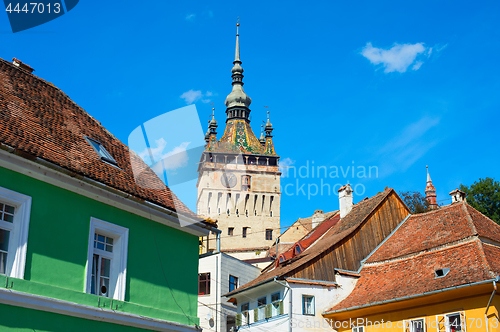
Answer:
[
  {"left": 259, "top": 124, "right": 265, "bottom": 144},
  {"left": 265, "top": 110, "right": 273, "bottom": 137},
  {"left": 425, "top": 165, "right": 438, "bottom": 210},
  {"left": 225, "top": 20, "right": 252, "bottom": 120}
]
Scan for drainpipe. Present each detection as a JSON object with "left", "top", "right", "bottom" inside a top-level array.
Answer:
[
  {"left": 274, "top": 277, "right": 292, "bottom": 332},
  {"left": 213, "top": 228, "right": 222, "bottom": 253},
  {"left": 216, "top": 255, "right": 219, "bottom": 332},
  {"left": 485, "top": 276, "right": 499, "bottom": 332}
]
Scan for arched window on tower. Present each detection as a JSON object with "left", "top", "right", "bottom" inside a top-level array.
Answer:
[{"left": 242, "top": 175, "right": 251, "bottom": 191}]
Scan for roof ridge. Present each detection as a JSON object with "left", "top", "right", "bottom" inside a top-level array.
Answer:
[
  {"left": 462, "top": 201, "right": 479, "bottom": 235},
  {"left": 475, "top": 238, "right": 497, "bottom": 278},
  {"left": 364, "top": 236, "right": 478, "bottom": 267}
]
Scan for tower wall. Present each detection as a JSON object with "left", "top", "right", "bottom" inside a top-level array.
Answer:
[{"left": 197, "top": 160, "right": 281, "bottom": 251}]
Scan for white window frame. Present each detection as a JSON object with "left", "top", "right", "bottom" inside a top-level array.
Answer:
[
  {"left": 0, "top": 186, "right": 32, "bottom": 279},
  {"left": 84, "top": 217, "right": 128, "bottom": 301},
  {"left": 436, "top": 311, "right": 466, "bottom": 332},
  {"left": 353, "top": 326, "right": 365, "bottom": 332},
  {"left": 404, "top": 318, "right": 426, "bottom": 332}
]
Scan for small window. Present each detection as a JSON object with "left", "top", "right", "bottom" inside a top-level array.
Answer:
[
  {"left": 85, "top": 217, "right": 128, "bottom": 300},
  {"left": 0, "top": 203, "right": 15, "bottom": 275},
  {"left": 241, "top": 302, "right": 250, "bottom": 325},
  {"left": 228, "top": 227, "right": 234, "bottom": 236},
  {"left": 271, "top": 292, "right": 281, "bottom": 316},
  {"left": 199, "top": 272, "right": 211, "bottom": 295},
  {"left": 265, "top": 229, "right": 273, "bottom": 241},
  {"left": 353, "top": 327, "right": 364, "bottom": 332},
  {"left": 445, "top": 312, "right": 465, "bottom": 332},
  {"left": 302, "top": 295, "right": 314, "bottom": 315},
  {"left": 91, "top": 233, "right": 114, "bottom": 297},
  {"left": 242, "top": 175, "right": 251, "bottom": 191},
  {"left": 84, "top": 136, "right": 118, "bottom": 165},
  {"left": 0, "top": 187, "right": 32, "bottom": 279},
  {"left": 242, "top": 227, "right": 249, "bottom": 238},
  {"left": 294, "top": 244, "right": 302, "bottom": 255},
  {"left": 435, "top": 267, "right": 450, "bottom": 278},
  {"left": 229, "top": 275, "right": 238, "bottom": 292},
  {"left": 409, "top": 318, "right": 425, "bottom": 332},
  {"left": 257, "top": 296, "right": 267, "bottom": 321}
]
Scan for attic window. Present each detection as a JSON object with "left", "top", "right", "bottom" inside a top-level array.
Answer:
[
  {"left": 84, "top": 136, "right": 117, "bottom": 165},
  {"left": 435, "top": 268, "right": 450, "bottom": 278}
]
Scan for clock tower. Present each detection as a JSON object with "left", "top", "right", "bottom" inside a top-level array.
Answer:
[{"left": 197, "top": 23, "right": 281, "bottom": 263}]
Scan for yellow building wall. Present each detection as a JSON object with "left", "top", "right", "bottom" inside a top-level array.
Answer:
[{"left": 333, "top": 294, "right": 499, "bottom": 332}]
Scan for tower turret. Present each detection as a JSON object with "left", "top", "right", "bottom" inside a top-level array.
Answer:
[{"left": 425, "top": 165, "right": 438, "bottom": 209}]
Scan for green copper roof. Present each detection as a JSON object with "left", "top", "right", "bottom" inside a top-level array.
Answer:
[{"left": 205, "top": 119, "right": 277, "bottom": 156}]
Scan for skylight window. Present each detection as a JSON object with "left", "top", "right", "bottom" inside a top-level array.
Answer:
[
  {"left": 84, "top": 136, "right": 117, "bottom": 165},
  {"left": 435, "top": 267, "right": 450, "bottom": 278}
]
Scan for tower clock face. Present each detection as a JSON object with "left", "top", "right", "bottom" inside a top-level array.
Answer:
[{"left": 221, "top": 172, "right": 237, "bottom": 188}]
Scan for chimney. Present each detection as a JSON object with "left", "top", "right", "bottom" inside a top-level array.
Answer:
[
  {"left": 12, "top": 58, "right": 34, "bottom": 73},
  {"left": 338, "top": 184, "right": 353, "bottom": 218},
  {"left": 449, "top": 189, "right": 466, "bottom": 204},
  {"left": 311, "top": 210, "right": 325, "bottom": 229}
]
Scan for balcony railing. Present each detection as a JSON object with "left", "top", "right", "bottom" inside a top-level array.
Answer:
[{"left": 236, "top": 301, "right": 284, "bottom": 327}]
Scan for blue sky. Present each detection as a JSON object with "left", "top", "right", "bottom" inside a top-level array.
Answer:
[{"left": 2, "top": 1, "right": 499, "bottom": 228}]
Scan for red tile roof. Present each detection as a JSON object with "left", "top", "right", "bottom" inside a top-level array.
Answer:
[
  {"left": 327, "top": 203, "right": 500, "bottom": 314},
  {"left": 225, "top": 189, "right": 395, "bottom": 296},
  {"left": 0, "top": 57, "right": 197, "bottom": 219},
  {"left": 327, "top": 240, "right": 497, "bottom": 312},
  {"left": 367, "top": 202, "right": 500, "bottom": 263}
]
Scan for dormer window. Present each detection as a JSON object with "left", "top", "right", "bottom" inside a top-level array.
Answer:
[
  {"left": 84, "top": 136, "right": 117, "bottom": 165},
  {"left": 435, "top": 268, "right": 450, "bottom": 278}
]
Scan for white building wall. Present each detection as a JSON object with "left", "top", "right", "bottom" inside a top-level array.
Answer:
[
  {"left": 198, "top": 253, "right": 261, "bottom": 332},
  {"left": 234, "top": 274, "right": 358, "bottom": 332}
]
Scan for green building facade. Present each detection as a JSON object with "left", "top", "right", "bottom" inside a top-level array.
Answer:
[{"left": 0, "top": 57, "right": 210, "bottom": 331}]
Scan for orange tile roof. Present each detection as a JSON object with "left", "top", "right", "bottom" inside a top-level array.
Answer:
[
  {"left": 327, "top": 203, "right": 500, "bottom": 314},
  {"left": 327, "top": 240, "right": 497, "bottom": 313}
]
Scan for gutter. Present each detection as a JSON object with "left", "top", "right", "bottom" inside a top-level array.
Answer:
[
  {"left": 0, "top": 142, "right": 213, "bottom": 236},
  {"left": 485, "top": 276, "right": 499, "bottom": 332},
  {"left": 274, "top": 277, "right": 292, "bottom": 332},
  {"left": 224, "top": 278, "right": 275, "bottom": 298},
  {"left": 323, "top": 277, "right": 500, "bottom": 316}
]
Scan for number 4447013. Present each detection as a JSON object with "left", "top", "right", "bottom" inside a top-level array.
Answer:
[{"left": 5, "top": 3, "right": 61, "bottom": 14}]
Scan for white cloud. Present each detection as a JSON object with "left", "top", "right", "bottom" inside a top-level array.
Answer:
[
  {"left": 139, "top": 139, "right": 191, "bottom": 172},
  {"left": 158, "top": 141, "right": 191, "bottom": 171},
  {"left": 185, "top": 14, "right": 195, "bottom": 21},
  {"left": 138, "top": 137, "right": 167, "bottom": 162},
  {"left": 180, "top": 90, "right": 214, "bottom": 104},
  {"left": 412, "top": 61, "right": 423, "bottom": 70},
  {"left": 180, "top": 90, "right": 202, "bottom": 104},
  {"left": 279, "top": 157, "right": 296, "bottom": 178},
  {"left": 361, "top": 42, "right": 427, "bottom": 73}
]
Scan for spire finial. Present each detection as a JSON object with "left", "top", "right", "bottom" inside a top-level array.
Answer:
[
  {"left": 235, "top": 20, "right": 240, "bottom": 62},
  {"left": 264, "top": 108, "right": 273, "bottom": 137},
  {"left": 225, "top": 20, "right": 252, "bottom": 114},
  {"left": 259, "top": 123, "right": 265, "bottom": 144}
]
